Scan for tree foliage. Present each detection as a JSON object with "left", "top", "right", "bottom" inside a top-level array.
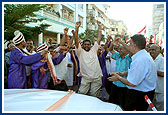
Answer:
[
  {"left": 79, "top": 18, "right": 106, "bottom": 44},
  {"left": 79, "top": 28, "right": 105, "bottom": 44},
  {"left": 4, "top": 4, "right": 50, "bottom": 41}
]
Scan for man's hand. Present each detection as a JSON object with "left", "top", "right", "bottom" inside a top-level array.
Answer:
[
  {"left": 108, "top": 73, "right": 120, "bottom": 82},
  {"left": 111, "top": 37, "right": 121, "bottom": 47},
  {"left": 106, "top": 56, "right": 111, "bottom": 60},
  {"left": 64, "top": 27, "right": 69, "bottom": 35},
  {"left": 71, "top": 30, "right": 75, "bottom": 34},
  {"left": 40, "top": 50, "right": 48, "bottom": 58},
  {"left": 107, "top": 35, "right": 113, "bottom": 42},
  {"left": 115, "top": 37, "right": 122, "bottom": 43},
  {"left": 67, "top": 64, "right": 72, "bottom": 68},
  {"left": 62, "top": 50, "right": 68, "bottom": 56},
  {"left": 76, "top": 21, "right": 81, "bottom": 28},
  {"left": 116, "top": 72, "right": 124, "bottom": 76}
]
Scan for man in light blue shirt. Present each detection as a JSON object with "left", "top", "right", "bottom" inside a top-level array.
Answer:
[{"left": 108, "top": 34, "right": 157, "bottom": 111}]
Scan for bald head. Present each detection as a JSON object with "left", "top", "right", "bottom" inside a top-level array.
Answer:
[
  {"left": 119, "top": 44, "right": 128, "bottom": 58},
  {"left": 149, "top": 44, "right": 161, "bottom": 60}
]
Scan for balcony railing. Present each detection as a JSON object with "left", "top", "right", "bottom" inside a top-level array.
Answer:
[
  {"left": 42, "top": 9, "right": 75, "bottom": 28},
  {"left": 87, "top": 9, "right": 96, "bottom": 17},
  {"left": 43, "top": 10, "right": 60, "bottom": 22}
]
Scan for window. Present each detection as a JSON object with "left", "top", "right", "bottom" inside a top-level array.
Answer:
[
  {"left": 62, "top": 6, "right": 74, "bottom": 22},
  {"left": 98, "top": 12, "right": 101, "bottom": 17},
  {"left": 78, "top": 4, "right": 83, "bottom": 11},
  {"left": 86, "top": 4, "right": 88, "bottom": 10},
  {"left": 157, "top": 4, "right": 164, "bottom": 8},
  {"left": 78, "top": 15, "right": 83, "bottom": 27}
]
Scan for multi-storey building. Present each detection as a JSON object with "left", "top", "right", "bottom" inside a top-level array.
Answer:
[
  {"left": 108, "top": 19, "right": 127, "bottom": 39},
  {"left": 86, "top": 4, "right": 111, "bottom": 38},
  {"left": 26, "top": 4, "right": 128, "bottom": 45},
  {"left": 108, "top": 19, "right": 119, "bottom": 38},
  {"left": 27, "top": 4, "right": 86, "bottom": 45},
  {"left": 147, "top": 25, "right": 153, "bottom": 38},
  {"left": 152, "top": 4, "right": 164, "bottom": 34}
]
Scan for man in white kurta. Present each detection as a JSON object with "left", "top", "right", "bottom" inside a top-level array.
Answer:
[
  {"left": 76, "top": 42, "right": 102, "bottom": 97},
  {"left": 149, "top": 44, "right": 164, "bottom": 111},
  {"left": 75, "top": 21, "right": 103, "bottom": 97}
]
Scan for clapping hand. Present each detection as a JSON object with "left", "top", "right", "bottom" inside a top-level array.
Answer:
[{"left": 108, "top": 73, "right": 120, "bottom": 82}]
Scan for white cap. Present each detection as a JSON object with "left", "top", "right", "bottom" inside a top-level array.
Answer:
[
  {"left": 36, "top": 43, "right": 48, "bottom": 53},
  {"left": 13, "top": 30, "right": 25, "bottom": 45}
]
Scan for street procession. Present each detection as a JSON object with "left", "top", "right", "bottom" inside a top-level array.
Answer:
[{"left": 3, "top": 3, "right": 165, "bottom": 112}]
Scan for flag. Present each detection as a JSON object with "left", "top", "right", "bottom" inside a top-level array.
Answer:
[
  {"left": 154, "top": 33, "right": 156, "bottom": 44},
  {"left": 138, "top": 25, "right": 147, "bottom": 45},
  {"left": 122, "top": 34, "right": 127, "bottom": 43},
  {"left": 119, "top": 34, "right": 122, "bottom": 40},
  {"left": 138, "top": 25, "right": 146, "bottom": 35},
  {"left": 159, "top": 39, "right": 163, "bottom": 47}
]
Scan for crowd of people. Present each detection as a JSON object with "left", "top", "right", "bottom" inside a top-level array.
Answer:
[{"left": 4, "top": 21, "right": 164, "bottom": 111}]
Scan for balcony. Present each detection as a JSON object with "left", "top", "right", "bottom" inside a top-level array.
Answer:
[
  {"left": 87, "top": 9, "right": 96, "bottom": 17},
  {"left": 43, "top": 9, "right": 60, "bottom": 22},
  {"left": 96, "top": 16, "right": 110, "bottom": 29},
  {"left": 109, "top": 31, "right": 118, "bottom": 35},
  {"left": 41, "top": 8, "right": 75, "bottom": 28},
  {"left": 96, "top": 16, "right": 105, "bottom": 25},
  {"left": 62, "top": 9, "right": 75, "bottom": 22}
]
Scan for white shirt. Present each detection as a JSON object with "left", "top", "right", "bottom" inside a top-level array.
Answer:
[
  {"left": 23, "top": 48, "right": 36, "bottom": 76},
  {"left": 107, "top": 52, "right": 116, "bottom": 74},
  {"left": 127, "top": 49, "right": 157, "bottom": 92},
  {"left": 75, "top": 42, "right": 102, "bottom": 79},
  {"left": 55, "top": 53, "right": 68, "bottom": 80},
  {"left": 23, "top": 48, "right": 36, "bottom": 55},
  {"left": 154, "top": 55, "right": 164, "bottom": 93},
  {"left": 64, "top": 52, "right": 74, "bottom": 86}
]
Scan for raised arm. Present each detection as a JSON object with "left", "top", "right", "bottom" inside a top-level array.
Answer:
[
  {"left": 75, "top": 21, "right": 81, "bottom": 49},
  {"left": 105, "top": 35, "right": 115, "bottom": 54},
  {"left": 116, "top": 38, "right": 135, "bottom": 56},
  {"left": 60, "top": 27, "right": 69, "bottom": 46},
  {"left": 104, "top": 35, "right": 111, "bottom": 52},
  {"left": 97, "top": 20, "right": 102, "bottom": 45},
  {"left": 69, "top": 30, "right": 75, "bottom": 48}
]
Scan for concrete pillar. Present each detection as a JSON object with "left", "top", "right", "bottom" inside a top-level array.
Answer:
[
  {"left": 57, "top": 33, "right": 60, "bottom": 44},
  {"left": 38, "top": 32, "right": 43, "bottom": 45}
]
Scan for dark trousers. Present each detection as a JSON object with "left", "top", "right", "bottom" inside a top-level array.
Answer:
[
  {"left": 48, "top": 79, "right": 68, "bottom": 91},
  {"left": 108, "top": 83, "right": 127, "bottom": 110},
  {"left": 124, "top": 89, "right": 155, "bottom": 111}
]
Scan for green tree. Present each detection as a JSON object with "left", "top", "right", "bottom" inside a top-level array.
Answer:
[
  {"left": 79, "top": 28, "right": 105, "bottom": 44},
  {"left": 4, "top": 4, "right": 50, "bottom": 41}
]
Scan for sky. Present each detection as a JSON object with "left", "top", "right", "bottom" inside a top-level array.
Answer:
[{"left": 108, "top": 2, "right": 154, "bottom": 35}]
